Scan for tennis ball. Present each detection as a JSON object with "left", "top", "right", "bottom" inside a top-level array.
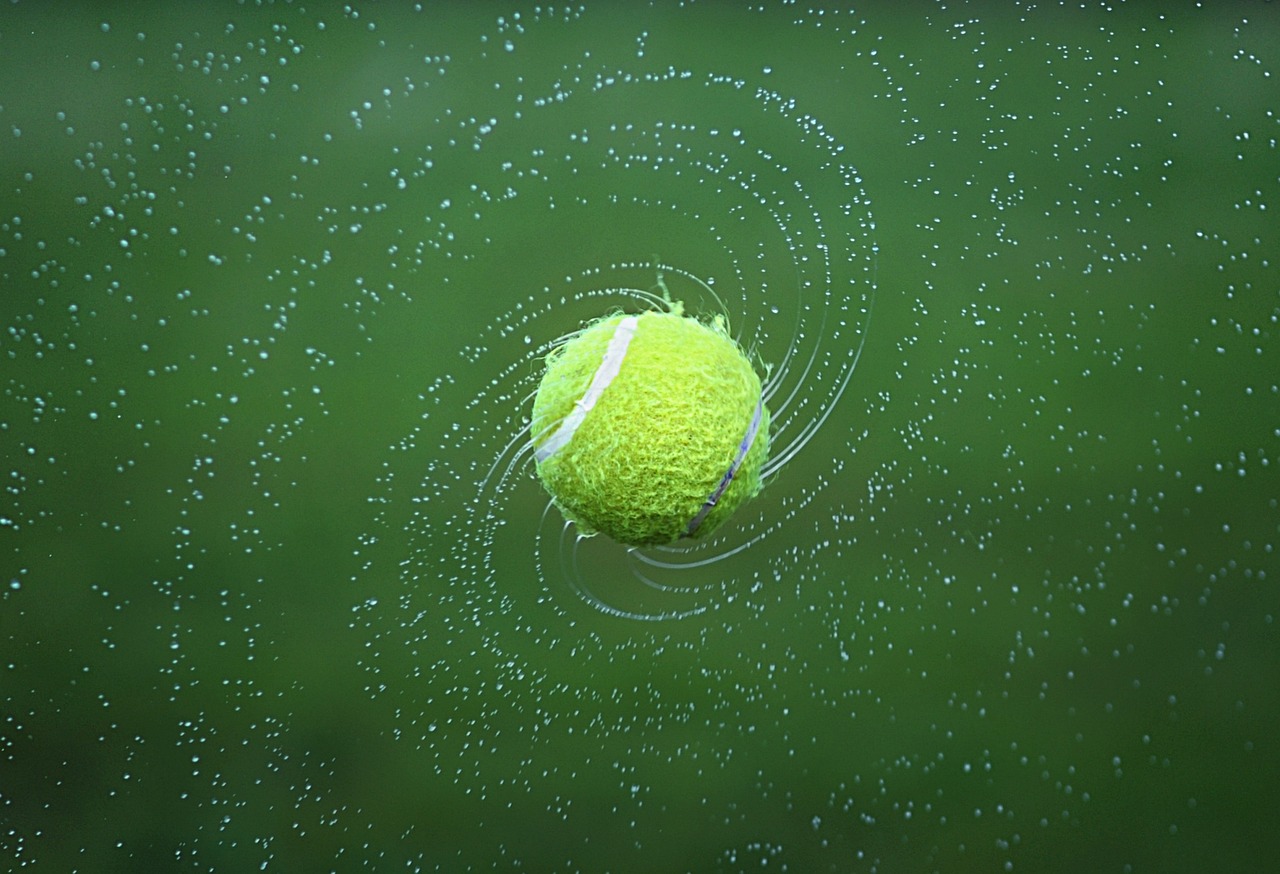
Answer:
[{"left": 530, "top": 305, "right": 769, "bottom": 547}]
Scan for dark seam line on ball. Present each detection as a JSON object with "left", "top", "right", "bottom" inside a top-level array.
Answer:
[{"left": 684, "top": 395, "right": 764, "bottom": 538}]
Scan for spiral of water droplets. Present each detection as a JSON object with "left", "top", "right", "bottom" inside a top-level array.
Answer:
[{"left": 353, "top": 12, "right": 876, "bottom": 632}]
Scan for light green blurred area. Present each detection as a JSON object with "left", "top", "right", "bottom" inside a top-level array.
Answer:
[{"left": 2, "top": 3, "right": 1277, "bottom": 872}]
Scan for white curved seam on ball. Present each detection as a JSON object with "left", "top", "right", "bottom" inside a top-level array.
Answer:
[
  {"left": 535, "top": 316, "right": 638, "bottom": 463},
  {"left": 685, "top": 394, "right": 764, "bottom": 538}
]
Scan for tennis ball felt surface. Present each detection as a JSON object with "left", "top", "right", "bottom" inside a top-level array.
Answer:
[{"left": 530, "top": 307, "right": 770, "bottom": 546}]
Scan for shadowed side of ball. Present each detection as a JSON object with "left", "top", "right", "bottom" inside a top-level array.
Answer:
[{"left": 530, "top": 308, "right": 770, "bottom": 546}]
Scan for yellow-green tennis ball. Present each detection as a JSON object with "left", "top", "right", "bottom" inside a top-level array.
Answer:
[{"left": 530, "top": 307, "right": 770, "bottom": 547}]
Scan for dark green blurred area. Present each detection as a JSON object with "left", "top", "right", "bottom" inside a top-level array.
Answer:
[{"left": 2, "top": 3, "right": 1278, "bottom": 872}]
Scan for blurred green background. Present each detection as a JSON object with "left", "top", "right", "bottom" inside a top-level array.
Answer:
[{"left": 3, "top": 3, "right": 1277, "bottom": 872}]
